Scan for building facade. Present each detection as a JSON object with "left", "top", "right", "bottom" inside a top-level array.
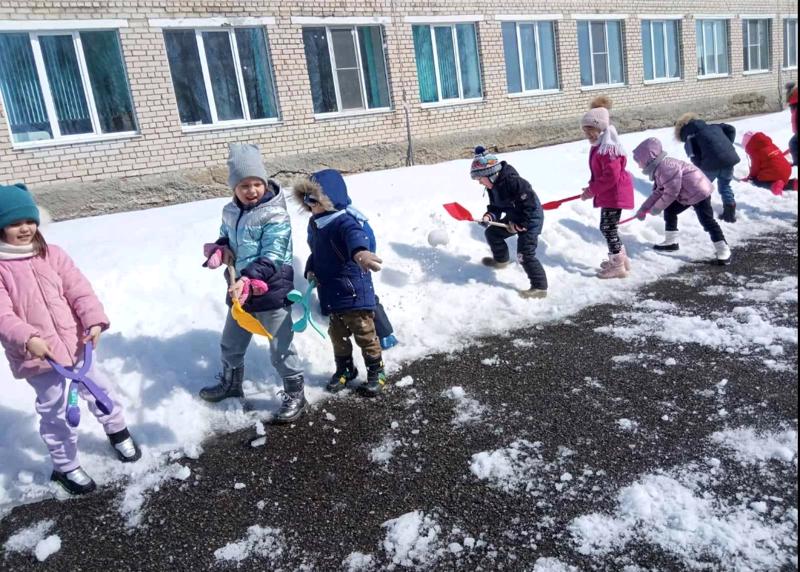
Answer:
[{"left": 0, "top": 1, "right": 797, "bottom": 189}]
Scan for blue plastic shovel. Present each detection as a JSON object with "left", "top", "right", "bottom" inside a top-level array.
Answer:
[{"left": 288, "top": 281, "right": 326, "bottom": 339}]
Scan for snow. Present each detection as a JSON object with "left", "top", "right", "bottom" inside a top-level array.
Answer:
[
  {"left": 381, "top": 511, "right": 442, "bottom": 569},
  {"left": 342, "top": 551, "right": 375, "bottom": 571},
  {"left": 4, "top": 519, "right": 55, "bottom": 555},
  {"left": 0, "top": 111, "right": 796, "bottom": 526},
  {"left": 33, "top": 535, "right": 61, "bottom": 562},
  {"left": 443, "top": 386, "right": 487, "bottom": 425},
  {"left": 569, "top": 428, "right": 799, "bottom": 570},
  {"left": 213, "top": 525, "right": 285, "bottom": 564}
]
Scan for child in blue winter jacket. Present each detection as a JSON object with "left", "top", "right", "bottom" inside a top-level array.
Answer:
[
  {"left": 200, "top": 144, "right": 306, "bottom": 423},
  {"left": 293, "top": 169, "right": 386, "bottom": 396}
]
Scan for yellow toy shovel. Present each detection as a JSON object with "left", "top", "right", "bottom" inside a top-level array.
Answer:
[{"left": 227, "top": 264, "right": 273, "bottom": 339}]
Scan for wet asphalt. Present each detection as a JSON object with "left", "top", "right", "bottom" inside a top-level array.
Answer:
[{"left": 1, "top": 229, "right": 797, "bottom": 571}]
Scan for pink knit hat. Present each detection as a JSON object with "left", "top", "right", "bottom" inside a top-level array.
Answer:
[
  {"left": 741, "top": 131, "right": 755, "bottom": 148},
  {"left": 581, "top": 107, "right": 610, "bottom": 131}
]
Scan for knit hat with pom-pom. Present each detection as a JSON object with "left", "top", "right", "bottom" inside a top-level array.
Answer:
[
  {"left": 469, "top": 146, "right": 503, "bottom": 179},
  {"left": 580, "top": 96, "right": 612, "bottom": 131}
]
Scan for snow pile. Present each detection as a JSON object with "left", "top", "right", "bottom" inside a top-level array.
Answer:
[
  {"left": 381, "top": 511, "right": 442, "bottom": 569},
  {"left": 532, "top": 557, "right": 580, "bottom": 572},
  {"left": 470, "top": 441, "right": 598, "bottom": 499},
  {"left": 710, "top": 427, "right": 797, "bottom": 465},
  {"left": 342, "top": 551, "right": 375, "bottom": 571},
  {"left": 570, "top": 473, "right": 797, "bottom": 570},
  {"left": 118, "top": 463, "right": 191, "bottom": 528},
  {"left": 597, "top": 303, "right": 797, "bottom": 355},
  {"left": 4, "top": 519, "right": 61, "bottom": 562},
  {"left": 214, "top": 525, "right": 286, "bottom": 565},
  {"left": 370, "top": 436, "right": 402, "bottom": 465},
  {"left": 702, "top": 276, "right": 798, "bottom": 304},
  {"left": 443, "top": 386, "right": 487, "bottom": 425}
]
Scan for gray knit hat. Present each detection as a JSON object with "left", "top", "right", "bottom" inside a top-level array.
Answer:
[{"left": 227, "top": 143, "right": 269, "bottom": 189}]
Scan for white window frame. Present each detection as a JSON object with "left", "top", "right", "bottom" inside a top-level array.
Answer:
[
  {"left": 411, "top": 21, "right": 484, "bottom": 108},
  {"left": 162, "top": 26, "right": 280, "bottom": 132},
  {"left": 696, "top": 19, "right": 730, "bottom": 79},
  {"left": 784, "top": 17, "right": 798, "bottom": 69},
  {"left": 642, "top": 19, "right": 682, "bottom": 84},
  {"left": 742, "top": 18, "right": 771, "bottom": 74},
  {"left": 579, "top": 20, "right": 626, "bottom": 90},
  {"left": 310, "top": 25, "right": 392, "bottom": 119},
  {"left": 0, "top": 26, "right": 137, "bottom": 149},
  {"left": 503, "top": 20, "right": 561, "bottom": 96}
]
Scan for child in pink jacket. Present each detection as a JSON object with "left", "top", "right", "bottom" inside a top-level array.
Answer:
[
  {"left": 0, "top": 184, "right": 140, "bottom": 495},
  {"left": 632, "top": 138, "right": 731, "bottom": 265},
  {"left": 580, "top": 96, "right": 635, "bottom": 279}
]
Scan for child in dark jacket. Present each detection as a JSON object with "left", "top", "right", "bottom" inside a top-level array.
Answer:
[
  {"left": 471, "top": 146, "right": 548, "bottom": 299},
  {"left": 293, "top": 170, "right": 387, "bottom": 396},
  {"left": 674, "top": 113, "right": 740, "bottom": 223},
  {"left": 741, "top": 131, "right": 795, "bottom": 195},
  {"left": 579, "top": 96, "right": 635, "bottom": 279}
]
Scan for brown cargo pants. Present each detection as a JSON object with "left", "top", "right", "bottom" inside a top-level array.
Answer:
[{"left": 329, "top": 310, "right": 382, "bottom": 361}]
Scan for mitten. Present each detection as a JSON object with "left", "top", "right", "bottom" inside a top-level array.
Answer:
[
  {"left": 238, "top": 277, "right": 269, "bottom": 304},
  {"left": 203, "top": 243, "right": 223, "bottom": 269},
  {"left": 649, "top": 207, "right": 662, "bottom": 216},
  {"left": 581, "top": 189, "right": 593, "bottom": 201},
  {"left": 354, "top": 251, "right": 383, "bottom": 272},
  {"left": 636, "top": 209, "right": 648, "bottom": 221}
]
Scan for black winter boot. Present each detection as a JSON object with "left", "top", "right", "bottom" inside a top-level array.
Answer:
[
  {"left": 199, "top": 366, "right": 244, "bottom": 402},
  {"left": 359, "top": 356, "right": 387, "bottom": 397},
  {"left": 326, "top": 356, "right": 358, "bottom": 393},
  {"left": 719, "top": 202, "right": 737, "bottom": 223},
  {"left": 51, "top": 467, "right": 96, "bottom": 495}
]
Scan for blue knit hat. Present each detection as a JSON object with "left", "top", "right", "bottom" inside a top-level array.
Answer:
[
  {"left": 0, "top": 183, "right": 40, "bottom": 230},
  {"left": 227, "top": 143, "right": 269, "bottom": 189},
  {"left": 470, "top": 146, "right": 502, "bottom": 179}
]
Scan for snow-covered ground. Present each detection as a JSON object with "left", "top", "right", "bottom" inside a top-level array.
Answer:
[{"left": 0, "top": 111, "right": 796, "bottom": 535}]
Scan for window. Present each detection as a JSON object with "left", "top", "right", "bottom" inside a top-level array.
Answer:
[
  {"left": 742, "top": 19, "right": 771, "bottom": 72},
  {"left": 577, "top": 20, "right": 625, "bottom": 87},
  {"left": 696, "top": 19, "right": 729, "bottom": 76},
  {"left": 785, "top": 18, "right": 798, "bottom": 68},
  {"left": 412, "top": 23, "right": 483, "bottom": 104},
  {"left": 163, "top": 27, "right": 278, "bottom": 127},
  {"left": 501, "top": 21, "right": 559, "bottom": 94},
  {"left": 0, "top": 29, "right": 135, "bottom": 144},
  {"left": 641, "top": 20, "right": 681, "bottom": 81},
  {"left": 302, "top": 26, "right": 390, "bottom": 115}
]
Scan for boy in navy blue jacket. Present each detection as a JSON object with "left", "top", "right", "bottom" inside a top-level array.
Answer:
[
  {"left": 674, "top": 113, "right": 740, "bottom": 223},
  {"left": 293, "top": 170, "right": 386, "bottom": 396}
]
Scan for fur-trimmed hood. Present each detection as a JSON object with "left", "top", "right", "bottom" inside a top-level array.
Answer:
[
  {"left": 293, "top": 178, "right": 335, "bottom": 212},
  {"left": 674, "top": 112, "right": 699, "bottom": 141},
  {"left": 293, "top": 169, "right": 355, "bottom": 213}
]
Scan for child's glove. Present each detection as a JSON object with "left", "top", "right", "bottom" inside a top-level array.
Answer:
[
  {"left": 236, "top": 277, "right": 269, "bottom": 304},
  {"left": 581, "top": 187, "right": 593, "bottom": 201},
  {"left": 635, "top": 209, "right": 648, "bottom": 221},
  {"left": 354, "top": 251, "right": 383, "bottom": 272},
  {"left": 649, "top": 207, "right": 662, "bottom": 216},
  {"left": 203, "top": 243, "right": 224, "bottom": 269}
]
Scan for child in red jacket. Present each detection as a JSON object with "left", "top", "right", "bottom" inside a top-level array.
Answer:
[{"left": 741, "top": 131, "right": 796, "bottom": 195}]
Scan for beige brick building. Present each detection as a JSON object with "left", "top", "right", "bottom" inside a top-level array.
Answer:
[{"left": 0, "top": 1, "right": 797, "bottom": 194}]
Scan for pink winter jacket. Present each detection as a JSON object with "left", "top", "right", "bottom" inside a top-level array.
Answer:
[
  {"left": 0, "top": 245, "right": 109, "bottom": 379},
  {"left": 639, "top": 159, "right": 713, "bottom": 213},
  {"left": 586, "top": 146, "right": 635, "bottom": 209}
]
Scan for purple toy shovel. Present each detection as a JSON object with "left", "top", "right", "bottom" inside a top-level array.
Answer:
[{"left": 47, "top": 341, "right": 113, "bottom": 428}]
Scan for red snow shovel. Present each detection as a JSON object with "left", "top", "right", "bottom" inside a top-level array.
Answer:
[
  {"left": 443, "top": 202, "right": 513, "bottom": 229},
  {"left": 541, "top": 194, "right": 582, "bottom": 210}
]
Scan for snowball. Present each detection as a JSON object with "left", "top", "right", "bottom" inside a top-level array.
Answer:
[
  {"left": 34, "top": 535, "right": 61, "bottom": 562},
  {"left": 427, "top": 228, "right": 449, "bottom": 247}
]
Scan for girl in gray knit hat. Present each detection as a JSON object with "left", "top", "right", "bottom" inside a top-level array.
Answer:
[{"left": 199, "top": 143, "right": 307, "bottom": 424}]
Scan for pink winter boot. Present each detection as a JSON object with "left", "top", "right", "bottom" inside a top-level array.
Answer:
[
  {"left": 598, "top": 252, "right": 628, "bottom": 279},
  {"left": 600, "top": 246, "right": 631, "bottom": 271}
]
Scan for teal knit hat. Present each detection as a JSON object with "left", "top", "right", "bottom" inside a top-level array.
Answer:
[{"left": 0, "top": 184, "right": 40, "bottom": 230}]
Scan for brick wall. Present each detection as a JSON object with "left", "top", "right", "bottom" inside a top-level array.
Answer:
[{"left": 0, "top": 0, "right": 797, "bottom": 187}]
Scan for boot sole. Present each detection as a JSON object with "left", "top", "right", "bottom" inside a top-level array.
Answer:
[
  {"left": 653, "top": 245, "right": 679, "bottom": 251},
  {"left": 199, "top": 392, "right": 244, "bottom": 403},
  {"left": 273, "top": 408, "right": 306, "bottom": 424},
  {"left": 51, "top": 474, "right": 96, "bottom": 496}
]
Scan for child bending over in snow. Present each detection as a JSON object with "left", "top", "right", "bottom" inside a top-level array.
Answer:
[
  {"left": 632, "top": 138, "right": 731, "bottom": 265},
  {"left": 200, "top": 144, "right": 307, "bottom": 424},
  {"left": 470, "top": 146, "right": 548, "bottom": 298},
  {"left": 740, "top": 131, "right": 795, "bottom": 195},
  {"left": 0, "top": 184, "right": 140, "bottom": 495},
  {"left": 674, "top": 112, "right": 740, "bottom": 223},
  {"left": 579, "top": 96, "right": 635, "bottom": 279},
  {"left": 293, "top": 169, "right": 387, "bottom": 396}
]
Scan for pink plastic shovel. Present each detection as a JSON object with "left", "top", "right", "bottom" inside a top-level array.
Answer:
[
  {"left": 442, "top": 202, "right": 512, "bottom": 229},
  {"left": 541, "top": 194, "right": 582, "bottom": 210}
]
